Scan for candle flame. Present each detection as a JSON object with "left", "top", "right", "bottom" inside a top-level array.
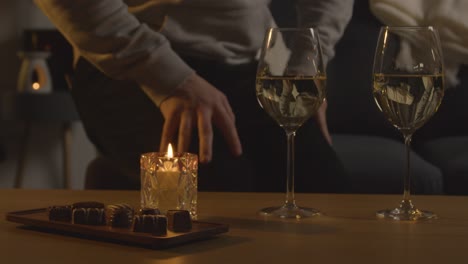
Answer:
[
  {"left": 32, "top": 82, "right": 40, "bottom": 90},
  {"left": 167, "top": 143, "right": 173, "bottom": 158}
]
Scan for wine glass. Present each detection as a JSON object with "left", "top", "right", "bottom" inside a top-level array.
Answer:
[
  {"left": 255, "top": 28, "right": 326, "bottom": 219},
  {"left": 372, "top": 26, "right": 444, "bottom": 221}
]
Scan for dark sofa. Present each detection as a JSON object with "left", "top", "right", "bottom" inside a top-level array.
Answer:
[{"left": 326, "top": 1, "right": 468, "bottom": 195}]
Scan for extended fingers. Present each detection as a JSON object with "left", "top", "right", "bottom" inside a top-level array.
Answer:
[
  {"left": 197, "top": 107, "right": 213, "bottom": 163},
  {"left": 221, "top": 94, "right": 235, "bottom": 122},
  {"left": 177, "top": 109, "right": 194, "bottom": 153}
]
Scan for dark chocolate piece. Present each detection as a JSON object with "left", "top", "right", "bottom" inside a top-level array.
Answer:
[
  {"left": 48, "top": 205, "right": 72, "bottom": 222},
  {"left": 106, "top": 204, "right": 134, "bottom": 228},
  {"left": 72, "top": 207, "right": 105, "bottom": 225},
  {"left": 152, "top": 216, "right": 167, "bottom": 236},
  {"left": 133, "top": 215, "right": 167, "bottom": 236},
  {"left": 72, "top": 201, "right": 105, "bottom": 209},
  {"left": 133, "top": 215, "right": 145, "bottom": 233},
  {"left": 138, "top": 208, "right": 161, "bottom": 215},
  {"left": 167, "top": 210, "right": 192, "bottom": 232}
]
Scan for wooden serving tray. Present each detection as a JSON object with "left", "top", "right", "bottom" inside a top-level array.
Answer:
[{"left": 6, "top": 208, "right": 229, "bottom": 249}]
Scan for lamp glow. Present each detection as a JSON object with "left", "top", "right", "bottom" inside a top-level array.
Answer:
[{"left": 32, "top": 82, "right": 40, "bottom": 90}]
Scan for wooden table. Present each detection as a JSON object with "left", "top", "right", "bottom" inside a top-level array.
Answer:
[{"left": 2, "top": 189, "right": 468, "bottom": 263}]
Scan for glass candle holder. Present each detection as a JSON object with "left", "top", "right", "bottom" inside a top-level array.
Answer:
[{"left": 140, "top": 151, "right": 198, "bottom": 219}]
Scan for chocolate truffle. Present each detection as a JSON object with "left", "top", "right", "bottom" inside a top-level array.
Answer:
[
  {"left": 106, "top": 203, "right": 134, "bottom": 228},
  {"left": 48, "top": 205, "right": 72, "bottom": 222},
  {"left": 133, "top": 215, "right": 167, "bottom": 236},
  {"left": 72, "top": 201, "right": 105, "bottom": 209},
  {"left": 167, "top": 210, "right": 192, "bottom": 232},
  {"left": 71, "top": 201, "right": 106, "bottom": 225},
  {"left": 138, "top": 208, "right": 161, "bottom": 215},
  {"left": 73, "top": 208, "right": 105, "bottom": 225}
]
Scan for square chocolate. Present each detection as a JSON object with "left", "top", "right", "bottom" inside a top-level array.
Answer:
[
  {"left": 48, "top": 205, "right": 72, "bottom": 222},
  {"left": 167, "top": 210, "right": 192, "bottom": 232}
]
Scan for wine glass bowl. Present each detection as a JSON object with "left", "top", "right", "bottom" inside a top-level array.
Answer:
[
  {"left": 255, "top": 28, "right": 326, "bottom": 218},
  {"left": 372, "top": 26, "right": 444, "bottom": 221}
]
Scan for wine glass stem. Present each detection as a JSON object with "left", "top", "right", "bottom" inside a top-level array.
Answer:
[
  {"left": 403, "top": 134, "right": 413, "bottom": 201},
  {"left": 285, "top": 131, "right": 296, "bottom": 207}
]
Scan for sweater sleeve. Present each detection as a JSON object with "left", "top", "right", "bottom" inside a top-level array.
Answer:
[
  {"left": 296, "top": 0, "right": 354, "bottom": 66},
  {"left": 33, "top": 0, "right": 194, "bottom": 106}
]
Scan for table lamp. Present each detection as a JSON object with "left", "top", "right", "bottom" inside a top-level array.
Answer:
[{"left": 17, "top": 51, "right": 53, "bottom": 94}]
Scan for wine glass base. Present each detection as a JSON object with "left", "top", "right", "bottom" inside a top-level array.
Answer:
[
  {"left": 258, "top": 204, "right": 320, "bottom": 219},
  {"left": 376, "top": 208, "right": 436, "bottom": 221}
]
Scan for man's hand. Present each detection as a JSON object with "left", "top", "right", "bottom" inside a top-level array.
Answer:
[{"left": 159, "top": 73, "right": 242, "bottom": 163}]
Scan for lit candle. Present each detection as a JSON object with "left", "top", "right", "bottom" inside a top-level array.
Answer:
[
  {"left": 163, "top": 143, "right": 177, "bottom": 171},
  {"left": 156, "top": 143, "right": 179, "bottom": 212}
]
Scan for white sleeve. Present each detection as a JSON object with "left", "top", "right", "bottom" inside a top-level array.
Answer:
[
  {"left": 34, "top": 0, "right": 194, "bottom": 106},
  {"left": 296, "top": 0, "right": 354, "bottom": 65}
]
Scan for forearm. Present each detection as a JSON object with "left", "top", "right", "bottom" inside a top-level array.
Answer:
[
  {"left": 34, "top": 0, "right": 194, "bottom": 105},
  {"left": 296, "top": 0, "right": 354, "bottom": 65}
]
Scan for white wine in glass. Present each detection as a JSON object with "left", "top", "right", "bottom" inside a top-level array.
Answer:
[
  {"left": 372, "top": 26, "right": 444, "bottom": 221},
  {"left": 256, "top": 28, "right": 326, "bottom": 219}
]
